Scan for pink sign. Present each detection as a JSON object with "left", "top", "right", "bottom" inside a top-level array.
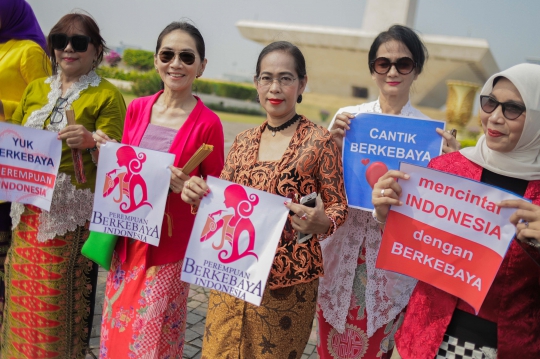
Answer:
[
  {"left": 182, "top": 176, "right": 290, "bottom": 305},
  {"left": 90, "top": 142, "right": 175, "bottom": 246}
]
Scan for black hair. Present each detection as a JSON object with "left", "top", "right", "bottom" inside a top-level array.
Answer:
[
  {"left": 255, "top": 41, "right": 306, "bottom": 79},
  {"left": 48, "top": 12, "right": 108, "bottom": 75},
  {"left": 368, "top": 25, "right": 428, "bottom": 75},
  {"left": 156, "top": 22, "right": 205, "bottom": 60}
]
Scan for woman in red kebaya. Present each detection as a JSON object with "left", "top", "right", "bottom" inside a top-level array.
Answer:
[{"left": 373, "top": 63, "right": 540, "bottom": 359}]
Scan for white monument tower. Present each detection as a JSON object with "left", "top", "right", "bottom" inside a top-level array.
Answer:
[{"left": 236, "top": 0, "right": 498, "bottom": 108}]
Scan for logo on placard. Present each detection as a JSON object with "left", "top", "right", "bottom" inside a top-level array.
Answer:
[
  {"left": 200, "top": 184, "right": 259, "bottom": 263},
  {"left": 102, "top": 146, "right": 153, "bottom": 213}
]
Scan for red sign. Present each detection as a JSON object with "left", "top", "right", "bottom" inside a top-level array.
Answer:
[{"left": 376, "top": 163, "right": 523, "bottom": 312}]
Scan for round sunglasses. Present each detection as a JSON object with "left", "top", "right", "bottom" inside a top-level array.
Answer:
[
  {"left": 51, "top": 33, "right": 92, "bottom": 52},
  {"left": 480, "top": 95, "right": 526, "bottom": 120},
  {"left": 158, "top": 50, "right": 196, "bottom": 65},
  {"left": 370, "top": 57, "right": 416, "bottom": 75}
]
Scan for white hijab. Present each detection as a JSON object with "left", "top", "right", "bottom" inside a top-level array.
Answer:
[{"left": 461, "top": 63, "right": 540, "bottom": 181}]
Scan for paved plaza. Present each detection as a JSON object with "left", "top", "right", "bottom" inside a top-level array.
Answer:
[
  {"left": 86, "top": 120, "right": 320, "bottom": 359},
  {"left": 87, "top": 268, "right": 319, "bottom": 359}
]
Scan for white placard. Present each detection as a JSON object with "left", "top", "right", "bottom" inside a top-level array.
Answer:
[{"left": 90, "top": 142, "right": 175, "bottom": 246}]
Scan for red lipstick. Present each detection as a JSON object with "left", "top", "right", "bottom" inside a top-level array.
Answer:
[{"left": 487, "top": 129, "right": 503, "bottom": 137}]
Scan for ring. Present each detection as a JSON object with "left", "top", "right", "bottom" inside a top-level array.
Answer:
[
  {"left": 525, "top": 221, "right": 529, "bottom": 228},
  {"left": 300, "top": 213, "right": 308, "bottom": 220},
  {"left": 380, "top": 189, "right": 385, "bottom": 197},
  {"left": 186, "top": 182, "right": 191, "bottom": 190}
]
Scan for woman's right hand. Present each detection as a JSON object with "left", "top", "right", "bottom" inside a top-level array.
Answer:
[
  {"left": 329, "top": 112, "right": 355, "bottom": 150},
  {"left": 181, "top": 176, "right": 210, "bottom": 206},
  {"left": 92, "top": 129, "right": 117, "bottom": 150},
  {"left": 372, "top": 170, "right": 409, "bottom": 224}
]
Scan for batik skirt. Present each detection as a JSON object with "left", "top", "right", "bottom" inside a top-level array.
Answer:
[
  {"left": 1, "top": 204, "right": 98, "bottom": 359},
  {"left": 317, "top": 251, "right": 401, "bottom": 359},
  {"left": 201, "top": 279, "right": 318, "bottom": 359},
  {"left": 99, "top": 240, "right": 189, "bottom": 359}
]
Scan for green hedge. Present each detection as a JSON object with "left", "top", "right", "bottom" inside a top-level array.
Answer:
[
  {"left": 96, "top": 67, "right": 145, "bottom": 81},
  {"left": 98, "top": 66, "right": 258, "bottom": 102},
  {"left": 205, "top": 102, "right": 264, "bottom": 116},
  {"left": 459, "top": 138, "right": 478, "bottom": 149},
  {"left": 132, "top": 72, "right": 162, "bottom": 97},
  {"left": 193, "top": 79, "right": 257, "bottom": 102},
  {"left": 122, "top": 49, "right": 154, "bottom": 71}
]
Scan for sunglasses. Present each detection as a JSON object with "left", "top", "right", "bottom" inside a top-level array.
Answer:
[
  {"left": 480, "top": 95, "right": 526, "bottom": 120},
  {"left": 370, "top": 57, "right": 416, "bottom": 75},
  {"left": 158, "top": 50, "right": 196, "bottom": 65},
  {"left": 51, "top": 33, "right": 91, "bottom": 52}
]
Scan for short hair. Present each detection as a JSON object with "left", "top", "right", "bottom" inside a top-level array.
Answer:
[
  {"left": 47, "top": 13, "right": 107, "bottom": 74},
  {"left": 155, "top": 22, "right": 205, "bottom": 60},
  {"left": 255, "top": 41, "right": 306, "bottom": 79},
  {"left": 368, "top": 25, "right": 428, "bottom": 75}
]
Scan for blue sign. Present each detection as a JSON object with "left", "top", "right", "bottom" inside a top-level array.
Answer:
[{"left": 343, "top": 113, "right": 445, "bottom": 210}]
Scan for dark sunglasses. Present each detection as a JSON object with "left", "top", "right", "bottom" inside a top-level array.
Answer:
[
  {"left": 51, "top": 33, "right": 91, "bottom": 52},
  {"left": 370, "top": 57, "right": 416, "bottom": 75},
  {"left": 158, "top": 50, "right": 196, "bottom": 65},
  {"left": 480, "top": 95, "right": 526, "bottom": 120}
]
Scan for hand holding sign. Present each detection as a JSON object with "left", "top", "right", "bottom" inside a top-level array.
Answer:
[
  {"left": 499, "top": 199, "right": 540, "bottom": 247},
  {"left": 182, "top": 175, "right": 210, "bottom": 205},
  {"left": 372, "top": 170, "right": 409, "bottom": 223},
  {"left": 285, "top": 196, "right": 331, "bottom": 235},
  {"left": 436, "top": 128, "right": 461, "bottom": 154},
  {"left": 329, "top": 111, "right": 355, "bottom": 150},
  {"left": 168, "top": 166, "right": 190, "bottom": 194}
]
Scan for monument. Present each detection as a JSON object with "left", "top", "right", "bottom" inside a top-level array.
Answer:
[{"left": 236, "top": 0, "right": 498, "bottom": 108}]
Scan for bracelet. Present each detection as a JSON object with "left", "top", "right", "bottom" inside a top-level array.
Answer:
[
  {"left": 318, "top": 215, "right": 337, "bottom": 241},
  {"left": 86, "top": 145, "right": 98, "bottom": 153},
  {"left": 526, "top": 239, "right": 540, "bottom": 248},
  {"left": 372, "top": 209, "right": 386, "bottom": 225},
  {"left": 86, "top": 131, "right": 98, "bottom": 152}
]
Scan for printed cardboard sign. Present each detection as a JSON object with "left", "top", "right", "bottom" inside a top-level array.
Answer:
[
  {"left": 182, "top": 176, "right": 290, "bottom": 306},
  {"left": 90, "top": 142, "right": 174, "bottom": 246},
  {"left": 343, "top": 113, "right": 444, "bottom": 211},
  {"left": 376, "top": 162, "right": 522, "bottom": 312},
  {"left": 0, "top": 122, "right": 61, "bottom": 211}
]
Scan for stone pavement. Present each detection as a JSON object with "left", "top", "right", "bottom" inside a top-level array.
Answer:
[
  {"left": 86, "top": 120, "right": 320, "bottom": 358},
  {"left": 87, "top": 268, "right": 319, "bottom": 359}
]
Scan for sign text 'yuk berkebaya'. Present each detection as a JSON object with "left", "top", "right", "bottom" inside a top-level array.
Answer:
[
  {"left": 376, "top": 163, "right": 523, "bottom": 312},
  {"left": 0, "top": 123, "right": 61, "bottom": 211}
]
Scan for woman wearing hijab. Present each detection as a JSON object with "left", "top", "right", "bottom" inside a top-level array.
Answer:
[
  {"left": 0, "top": 0, "right": 51, "bottom": 325},
  {"left": 372, "top": 63, "right": 540, "bottom": 358}
]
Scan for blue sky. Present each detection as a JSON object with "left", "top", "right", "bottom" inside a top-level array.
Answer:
[{"left": 27, "top": 0, "right": 540, "bottom": 79}]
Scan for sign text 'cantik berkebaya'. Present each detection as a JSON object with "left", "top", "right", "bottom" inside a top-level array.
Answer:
[
  {"left": 376, "top": 163, "right": 522, "bottom": 312},
  {"left": 343, "top": 113, "right": 444, "bottom": 211}
]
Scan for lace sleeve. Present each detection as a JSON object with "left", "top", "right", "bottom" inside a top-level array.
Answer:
[
  {"left": 364, "top": 221, "right": 417, "bottom": 336},
  {"left": 318, "top": 209, "right": 373, "bottom": 333}
]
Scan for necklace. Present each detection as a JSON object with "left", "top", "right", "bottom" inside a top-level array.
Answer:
[{"left": 266, "top": 114, "right": 300, "bottom": 137}]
